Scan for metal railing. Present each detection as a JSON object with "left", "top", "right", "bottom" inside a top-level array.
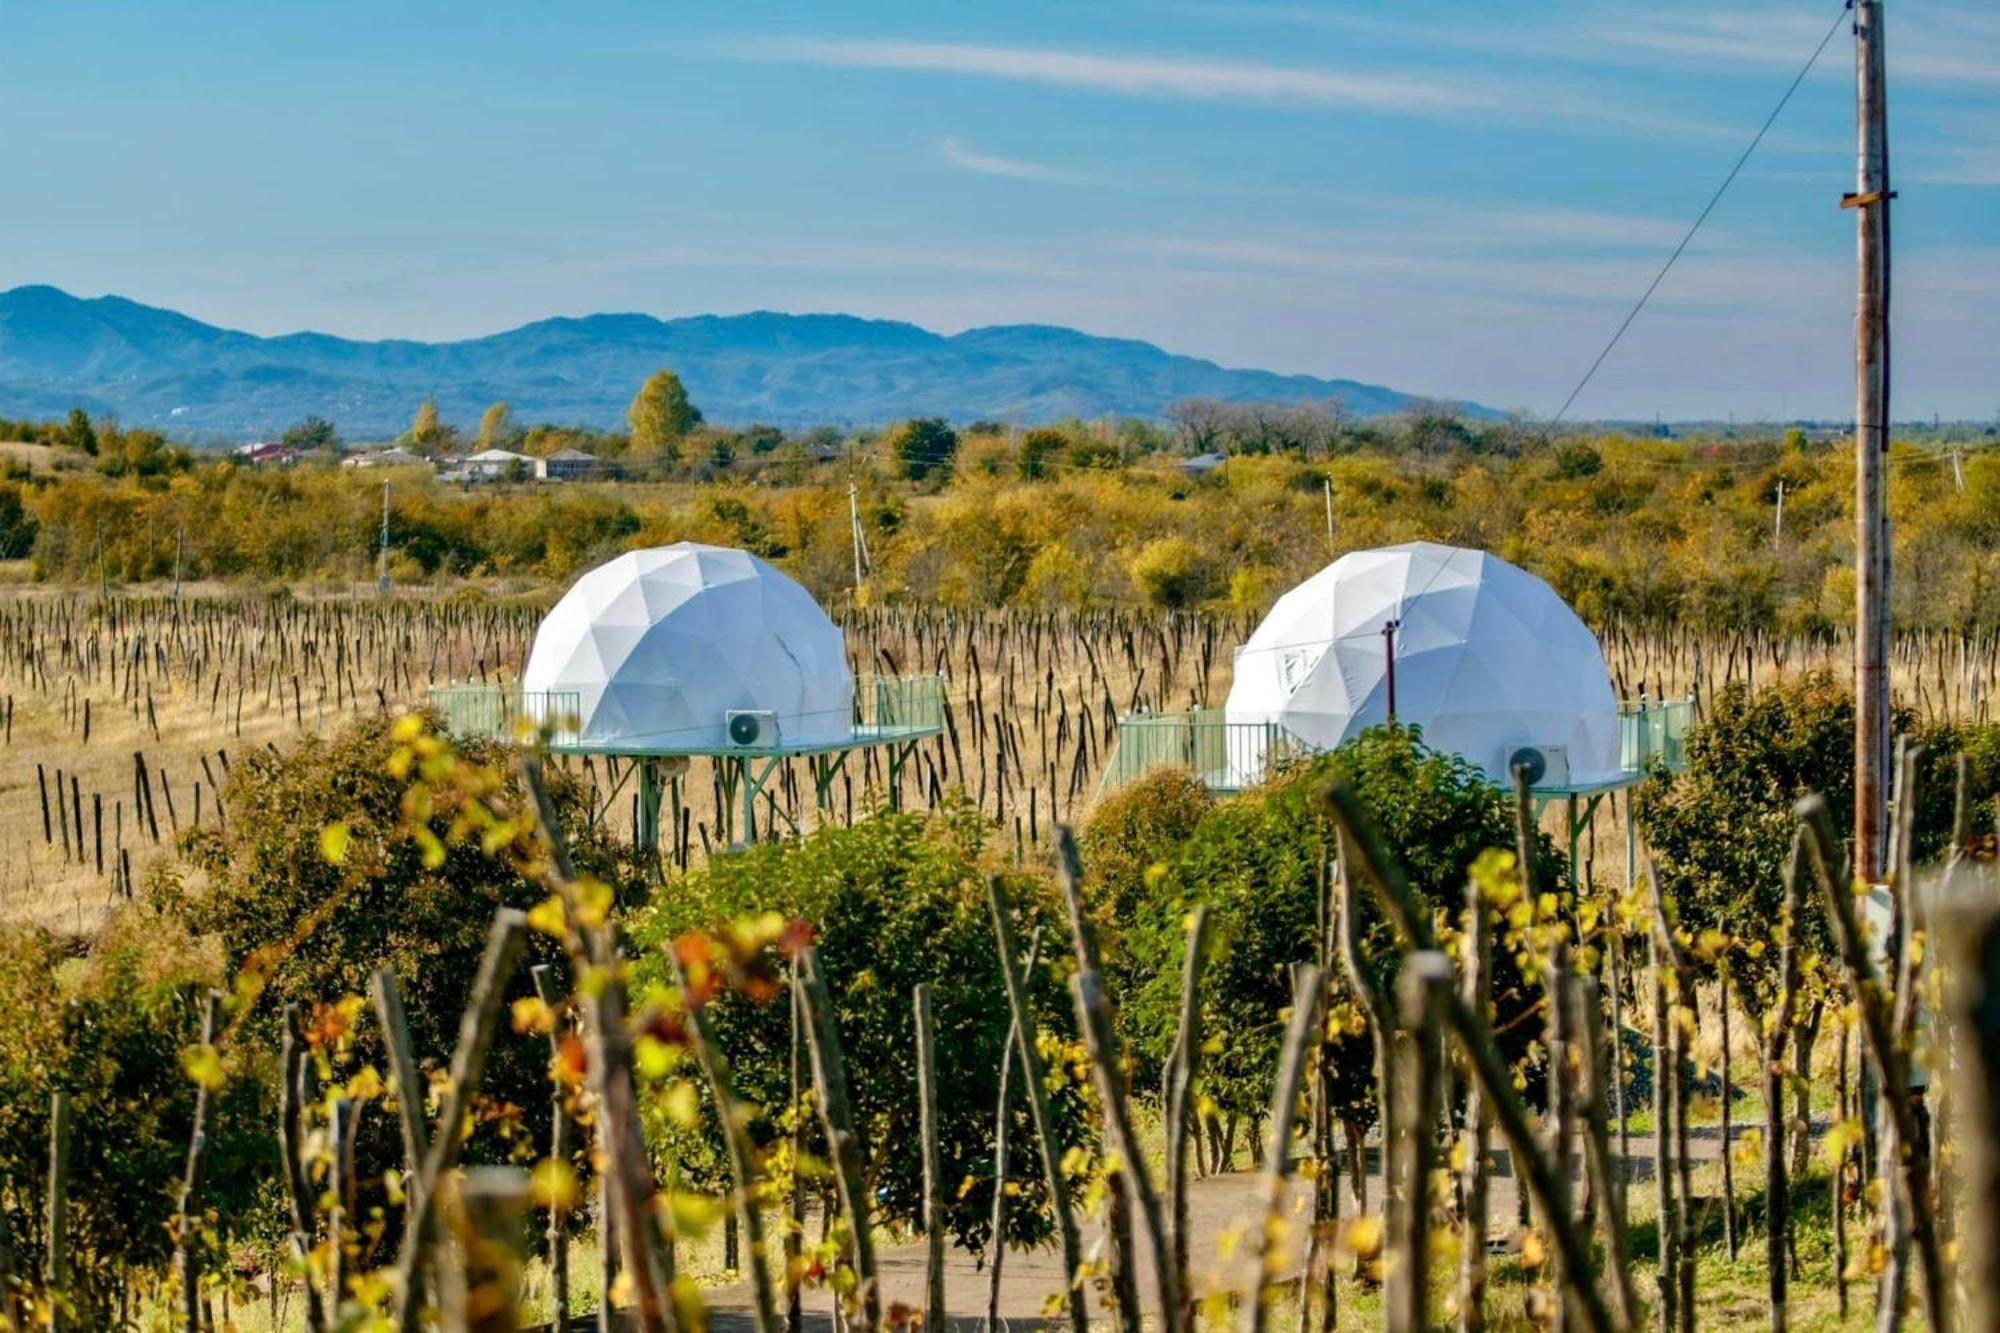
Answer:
[
  {"left": 1104, "top": 695, "right": 1696, "bottom": 800},
  {"left": 861, "top": 673, "right": 946, "bottom": 733},
  {"left": 429, "top": 673, "right": 945, "bottom": 752},
  {"left": 1619, "top": 697, "right": 1694, "bottom": 774},
  {"left": 1102, "top": 709, "right": 1311, "bottom": 795},
  {"left": 428, "top": 684, "right": 581, "bottom": 745}
]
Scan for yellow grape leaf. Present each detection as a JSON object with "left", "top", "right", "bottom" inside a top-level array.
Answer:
[
  {"left": 661, "top": 1077, "right": 700, "bottom": 1127},
  {"left": 527, "top": 895, "right": 567, "bottom": 937},
  {"left": 1339, "top": 1215, "right": 1384, "bottom": 1260},
  {"left": 181, "top": 1043, "right": 225, "bottom": 1091},
  {"left": 319, "top": 822, "right": 351, "bottom": 865},
  {"left": 533, "top": 1158, "right": 580, "bottom": 1210}
]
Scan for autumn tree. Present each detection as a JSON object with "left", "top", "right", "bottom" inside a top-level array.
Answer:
[
  {"left": 279, "top": 415, "right": 340, "bottom": 453},
  {"left": 891, "top": 417, "right": 958, "bottom": 480},
  {"left": 408, "top": 397, "right": 450, "bottom": 455},
  {"left": 477, "top": 400, "right": 514, "bottom": 450},
  {"left": 628, "top": 369, "right": 702, "bottom": 459},
  {"left": 57, "top": 407, "right": 98, "bottom": 457}
]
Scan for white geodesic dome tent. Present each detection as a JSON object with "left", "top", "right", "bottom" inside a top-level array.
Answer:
[
  {"left": 1224, "top": 542, "right": 1621, "bottom": 785},
  {"left": 521, "top": 542, "right": 852, "bottom": 751}
]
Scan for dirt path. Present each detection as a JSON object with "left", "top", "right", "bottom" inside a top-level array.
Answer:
[{"left": 695, "top": 1121, "right": 1761, "bottom": 1330}]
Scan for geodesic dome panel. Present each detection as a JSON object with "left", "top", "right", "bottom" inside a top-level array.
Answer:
[
  {"left": 1224, "top": 542, "right": 1620, "bottom": 784},
  {"left": 522, "top": 543, "right": 852, "bottom": 751}
]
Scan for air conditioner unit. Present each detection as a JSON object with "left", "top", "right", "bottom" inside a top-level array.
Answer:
[
  {"left": 726, "top": 709, "right": 780, "bottom": 748},
  {"left": 1503, "top": 744, "right": 1570, "bottom": 788}
]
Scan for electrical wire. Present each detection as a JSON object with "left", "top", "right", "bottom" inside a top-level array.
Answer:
[{"left": 1539, "top": 1, "right": 1854, "bottom": 438}]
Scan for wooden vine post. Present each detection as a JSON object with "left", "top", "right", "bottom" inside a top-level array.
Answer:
[
  {"left": 1320, "top": 781, "right": 1616, "bottom": 1333},
  {"left": 530, "top": 965, "right": 572, "bottom": 1329},
  {"left": 797, "top": 945, "right": 882, "bottom": 1333},
  {"left": 1242, "top": 964, "right": 1323, "bottom": 1333},
  {"left": 672, "top": 952, "right": 782, "bottom": 1333},
  {"left": 174, "top": 988, "right": 223, "bottom": 1333},
  {"left": 987, "top": 877, "right": 1088, "bottom": 1333},
  {"left": 915, "top": 984, "right": 947, "bottom": 1333},
  {"left": 46, "top": 1091, "right": 71, "bottom": 1333},
  {"left": 1389, "top": 955, "right": 1448, "bottom": 1333}
]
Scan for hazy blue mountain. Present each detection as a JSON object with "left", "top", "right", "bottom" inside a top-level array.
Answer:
[{"left": 0, "top": 285, "right": 1476, "bottom": 439}]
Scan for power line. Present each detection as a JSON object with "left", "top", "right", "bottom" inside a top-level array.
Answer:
[{"left": 1540, "top": 1, "right": 1852, "bottom": 437}]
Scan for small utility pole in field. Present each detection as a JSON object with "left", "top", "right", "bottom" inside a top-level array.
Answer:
[
  {"left": 1849, "top": 0, "right": 1892, "bottom": 882},
  {"left": 378, "top": 482, "right": 392, "bottom": 593},
  {"left": 848, "top": 482, "right": 868, "bottom": 595},
  {"left": 1323, "top": 477, "right": 1336, "bottom": 550}
]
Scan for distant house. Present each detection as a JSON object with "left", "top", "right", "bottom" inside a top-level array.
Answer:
[
  {"left": 342, "top": 447, "right": 432, "bottom": 470},
  {"left": 537, "top": 447, "right": 600, "bottom": 481},
  {"left": 1181, "top": 451, "right": 1226, "bottom": 478},
  {"left": 458, "top": 448, "right": 537, "bottom": 481},
  {"left": 238, "top": 442, "right": 299, "bottom": 467}
]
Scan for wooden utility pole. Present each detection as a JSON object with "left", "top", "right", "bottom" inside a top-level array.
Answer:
[{"left": 1849, "top": 0, "right": 1892, "bottom": 883}]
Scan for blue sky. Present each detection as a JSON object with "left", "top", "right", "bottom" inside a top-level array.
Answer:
[{"left": 1, "top": 1, "right": 1994, "bottom": 419}]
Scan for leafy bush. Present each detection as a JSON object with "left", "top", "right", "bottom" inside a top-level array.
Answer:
[
  {"left": 1636, "top": 673, "right": 1999, "bottom": 1010},
  {"left": 1088, "top": 726, "right": 1560, "bottom": 1131},
  {"left": 0, "top": 912, "right": 265, "bottom": 1324},
  {"left": 629, "top": 797, "right": 1076, "bottom": 1253},
  {"left": 1128, "top": 536, "right": 1215, "bottom": 609},
  {"left": 171, "top": 712, "right": 633, "bottom": 1207}
]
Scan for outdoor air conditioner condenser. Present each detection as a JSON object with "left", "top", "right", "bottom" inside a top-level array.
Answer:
[
  {"left": 726, "top": 709, "right": 780, "bottom": 748},
  {"left": 1503, "top": 744, "right": 1570, "bottom": 788}
]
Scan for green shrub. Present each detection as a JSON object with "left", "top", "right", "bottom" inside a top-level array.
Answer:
[
  {"left": 172, "top": 712, "right": 633, "bottom": 1211},
  {"left": 629, "top": 797, "right": 1076, "bottom": 1253},
  {"left": 0, "top": 912, "right": 265, "bottom": 1324},
  {"left": 1091, "top": 726, "right": 1560, "bottom": 1134}
]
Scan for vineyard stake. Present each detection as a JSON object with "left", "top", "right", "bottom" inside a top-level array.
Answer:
[
  {"left": 1572, "top": 975, "right": 1636, "bottom": 1329},
  {"left": 1796, "top": 794, "right": 1946, "bottom": 1332},
  {"left": 1941, "top": 884, "right": 2000, "bottom": 1333},
  {"left": 1320, "top": 784, "right": 1615, "bottom": 1333},
  {"left": 173, "top": 989, "right": 222, "bottom": 1333},
  {"left": 46, "top": 1090, "right": 70, "bottom": 1333},
  {"left": 530, "top": 965, "right": 572, "bottom": 1329},
  {"left": 915, "top": 984, "right": 946, "bottom": 1333},
  {"left": 1458, "top": 868, "right": 1492, "bottom": 1333},
  {"left": 370, "top": 969, "right": 432, "bottom": 1206},
  {"left": 1164, "top": 905, "right": 1211, "bottom": 1329},
  {"left": 1644, "top": 865, "right": 1697, "bottom": 1333},
  {"left": 524, "top": 758, "right": 676, "bottom": 1333},
  {"left": 1243, "top": 964, "right": 1322, "bottom": 1333},
  {"left": 987, "top": 877, "right": 1088, "bottom": 1333},
  {"left": 278, "top": 1007, "right": 328, "bottom": 1333},
  {"left": 1334, "top": 845, "right": 1398, "bottom": 1281},
  {"left": 1760, "top": 833, "right": 1806, "bottom": 1333},
  {"left": 436, "top": 1168, "right": 532, "bottom": 1333},
  {"left": 672, "top": 952, "right": 782, "bottom": 1333},
  {"left": 797, "top": 945, "right": 881, "bottom": 1333},
  {"left": 1390, "top": 955, "right": 1448, "bottom": 1333},
  {"left": 390, "top": 908, "right": 528, "bottom": 1333},
  {"left": 1057, "top": 828, "right": 1163, "bottom": 1333},
  {"left": 986, "top": 928, "right": 1043, "bottom": 1328}
]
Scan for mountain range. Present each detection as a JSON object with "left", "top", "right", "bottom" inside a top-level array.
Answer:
[{"left": 0, "top": 284, "right": 1471, "bottom": 440}]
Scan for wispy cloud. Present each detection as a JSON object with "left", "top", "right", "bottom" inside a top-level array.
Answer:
[
  {"left": 726, "top": 34, "right": 1747, "bottom": 144},
  {"left": 732, "top": 36, "right": 1496, "bottom": 116},
  {"left": 939, "top": 136, "right": 1085, "bottom": 183}
]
